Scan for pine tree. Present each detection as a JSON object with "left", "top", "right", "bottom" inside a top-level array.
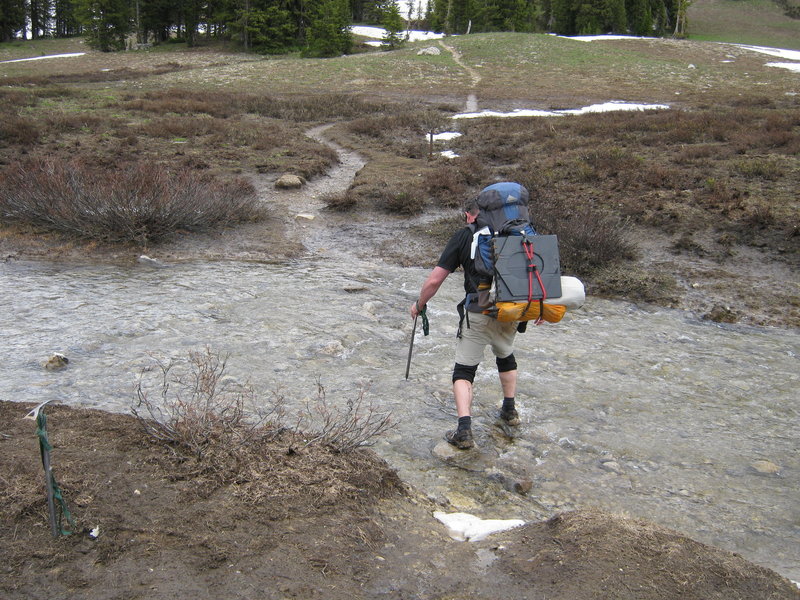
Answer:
[
  {"left": 575, "top": 0, "right": 604, "bottom": 34},
  {"left": 380, "top": 0, "right": 405, "bottom": 49},
  {"left": 29, "top": 0, "right": 53, "bottom": 38},
  {"left": 626, "top": 0, "right": 652, "bottom": 36},
  {"left": 0, "top": 0, "right": 26, "bottom": 41},
  {"left": 76, "top": 0, "right": 133, "bottom": 50},
  {"left": 550, "top": 0, "right": 575, "bottom": 34},
  {"left": 304, "top": 0, "right": 351, "bottom": 57},
  {"left": 240, "top": 2, "right": 297, "bottom": 52},
  {"left": 53, "top": 0, "right": 82, "bottom": 37},
  {"left": 606, "top": 0, "right": 626, "bottom": 33}
]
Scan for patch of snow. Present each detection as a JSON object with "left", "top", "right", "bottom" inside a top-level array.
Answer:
[
  {"left": 350, "top": 25, "right": 444, "bottom": 43},
  {"left": 440, "top": 150, "right": 459, "bottom": 158},
  {"left": 733, "top": 44, "right": 800, "bottom": 61},
  {"left": 0, "top": 52, "right": 85, "bottom": 64},
  {"left": 454, "top": 108, "right": 563, "bottom": 119},
  {"left": 453, "top": 101, "right": 669, "bottom": 119},
  {"left": 765, "top": 62, "right": 800, "bottom": 73},
  {"left": 432, "top": 131, "right": 462, "bottom": 141},
  {"left": 559, "top": 34, "right": 657, "bottom": 42},
  {"left": 434, "top": 511, "right": 525, "bottom": 541}
]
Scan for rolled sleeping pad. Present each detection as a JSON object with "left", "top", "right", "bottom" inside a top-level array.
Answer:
[{"left": 544, "top": 276, "right": 585, "bottom": 310}]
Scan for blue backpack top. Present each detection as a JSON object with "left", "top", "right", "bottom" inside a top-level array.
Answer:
[{"left": 470, "top": 182, "right": 537, "bottom": 283}]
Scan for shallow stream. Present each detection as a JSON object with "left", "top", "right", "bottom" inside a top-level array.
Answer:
[{"left": 1, "top": 130, "right": 798, "bottom": 583}]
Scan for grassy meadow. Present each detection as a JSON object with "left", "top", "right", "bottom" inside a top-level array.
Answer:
[{"left": 1, "top": 4, "right": 798, "bottom": 323}]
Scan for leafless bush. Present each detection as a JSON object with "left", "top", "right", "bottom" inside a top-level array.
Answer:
[
  {"left": 296, "top": 381, "right": 393, "bottom": 453},
  {"left": 132, "top": 348, "right": 281, "bottom": 461},
  {"left": 0, "top": 158, "right": 264, "bottom": 244},
  {"left": 0, "top": 116, "right": 41, "bottom": 145},
  {"left": 517, "top": 178, "right": 639, "bottom": 277},
  {"left": 383, "top": 190, "right": 426, "bottom": 215},
  {"left": 133, "top": 349, "right": 393, "bottom": 462},
  {"left": 323, "top": 190, "right": 358, "bottom": 211}
]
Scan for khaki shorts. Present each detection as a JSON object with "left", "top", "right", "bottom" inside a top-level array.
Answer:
[{"left": 455, "top": 311, "right": 517, "bottom": 366}]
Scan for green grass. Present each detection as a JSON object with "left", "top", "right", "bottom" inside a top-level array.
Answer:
[{"left": 688, "top": 0, "right": 800, "bottom": 49}]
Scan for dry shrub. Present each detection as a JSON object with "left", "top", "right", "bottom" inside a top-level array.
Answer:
[
  {"left": 0, "top": 158, "right": 263, "bottom": 244},
  {"left": 0, "top": 89, "right": 37, "bottom": 109},
  {"left": 733, "top": 157, "right": 784, "bottom": 180},
  {"left": 137, "top": 114, "right": 227, "bottom": 139},
  {"left": 347, "top": 116, "right": 386, "bottom": 138},
  {"left": 423, "top": 164, "right": 468, "bottom": 206},
  {"left": 0, "top": 116, "right": 41, "bottom": 145},
  {"left": 132, "top": 348, "right": 278, "bottom": 463},
  {"left": 133, "top": 349, "right": 393, "bottom": 468},
  {"left": 237, "top": 92, "right": 390, "bottom": 121},
  {"left": 323, "top": 190, "right": 358, "bottom": 211},
  {"left": 44, "top": 111, "right": 105, "bottom": 134},
  {"left": 383, "top": 190, "right": 426, "bottom": 215},
  {"left": 522, "top": 183, "right": 639, "bottom": 277}
]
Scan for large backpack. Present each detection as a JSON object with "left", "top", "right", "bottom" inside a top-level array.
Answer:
[{"left": 467, "top": 182, "right": 565, "bottom": 323}]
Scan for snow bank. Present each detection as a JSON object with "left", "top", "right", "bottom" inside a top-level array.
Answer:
[
  {"left": 350, "top": 25, "right": 444, "bottom": 43},
  {"left": 452, "top": 101, "right": 670, "bottom": 119},
  {"left": 0, "top": 52, "right": 85, "bottom": 64}
]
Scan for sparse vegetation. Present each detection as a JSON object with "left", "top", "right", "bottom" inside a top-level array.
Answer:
[
  {"left": 0, "top": 159, "right": 264, "bottom": 244},
  {"left": 0, "top": 26, "right": 797, "bottom": 323},
  {"left": 133, "top": 348, "right": 393, "bottom": 464}
]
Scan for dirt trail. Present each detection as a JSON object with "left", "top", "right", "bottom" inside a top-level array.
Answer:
[{"left": 439, "top": 40, "right": 482, "bottom": 112}]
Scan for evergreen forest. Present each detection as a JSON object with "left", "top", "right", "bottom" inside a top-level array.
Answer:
[{"left": 0, "top": 0, "right": 693, "bottom": 55}]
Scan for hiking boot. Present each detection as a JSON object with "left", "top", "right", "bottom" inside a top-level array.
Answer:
[
  {"left": 445, "top": 428, "right": 474, "bottom": 449},
  {"left": 499, "top": 407, "right": 521, "bottom": 426}
]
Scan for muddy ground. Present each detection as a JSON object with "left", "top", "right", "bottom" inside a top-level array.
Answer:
[{"left": 2, "top": 400, "right": 798, "bottom": 600}]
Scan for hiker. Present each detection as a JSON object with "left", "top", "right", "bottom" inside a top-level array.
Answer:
[{"left": 410, "top": 186, "right": 526, "bottom": 450}]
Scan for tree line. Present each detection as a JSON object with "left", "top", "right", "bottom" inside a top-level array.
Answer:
[
  {"left": 1, "top": 0, "right": 690, "bottom": 55},
  {"left": 428, "top": 0, "right": 690, "bottom": 37}
]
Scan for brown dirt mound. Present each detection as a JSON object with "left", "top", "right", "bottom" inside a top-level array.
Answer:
[{"left": 1, "top": 401, "right": 797, "bottom": 600}]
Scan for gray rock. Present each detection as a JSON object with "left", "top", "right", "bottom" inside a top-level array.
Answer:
[
  {"left": 275, "top": 174, "right": 305, "bottom": 189},
  {"left": 44, "top": 353, "right": 69, "bottom": 371},
  {"left": 600, "top": 460, "right": 623, "bottom": 474}
]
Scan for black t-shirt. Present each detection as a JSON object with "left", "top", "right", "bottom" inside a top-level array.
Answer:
[{"left": 437, "top": 226, "right": 479, "bottom": 294}]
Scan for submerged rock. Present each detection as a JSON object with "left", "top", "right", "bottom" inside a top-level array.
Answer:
[{"left": 44, "top": 353, "right": 69, "bottom": 371}]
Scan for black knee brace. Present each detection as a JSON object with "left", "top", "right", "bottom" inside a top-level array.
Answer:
[
  {"left": 496, "top": 353, "right": 517, "bottom": 373},
  {"left": 452, "top": 362, "right": 478, "bottom": 384}
]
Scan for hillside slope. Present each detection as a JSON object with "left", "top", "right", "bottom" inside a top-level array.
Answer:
[{"left": 689, "top": 0, "right": 800, "bottom": 49}]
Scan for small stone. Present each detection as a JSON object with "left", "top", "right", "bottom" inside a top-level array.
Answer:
[
  {"left": 295, "top": 213, "right": 315, "bottom": 221},
  {"left": 417, "top": 46, "right": 441, "bottom": 56},
  {"left": 44, "top": 353, "right": 69, "bottom": 371},
  {"left": 751, "top": 460, "right": 780, "bottom": 475},
  {"left": 600, "top": 460, "right": 623, "bottom": 474}
]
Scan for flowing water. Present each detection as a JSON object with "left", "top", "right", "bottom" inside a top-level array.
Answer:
[{"left": 1, "top": 134, "right": 798, "bottom": 583}]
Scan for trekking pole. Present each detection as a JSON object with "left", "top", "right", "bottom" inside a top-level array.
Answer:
[
  {"left": 405, "top": 314, "right": 418, "bottom": 380},
  {"left": 405, "top": 303, "right": 429, "bottom": 380}
]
